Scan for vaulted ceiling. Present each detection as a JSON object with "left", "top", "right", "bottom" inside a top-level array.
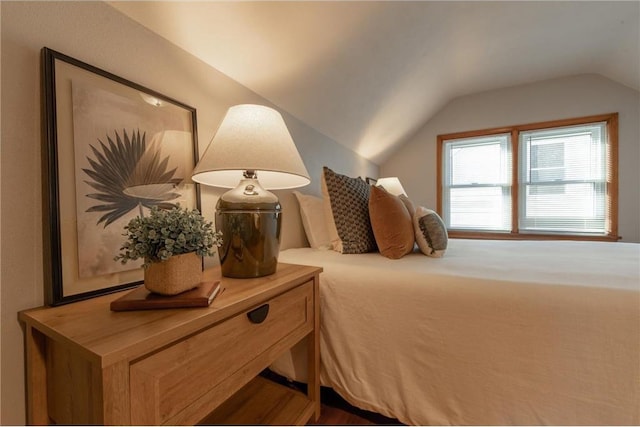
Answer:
[{"left": 109, "top": 1, "right": 639, "bottom": 165}]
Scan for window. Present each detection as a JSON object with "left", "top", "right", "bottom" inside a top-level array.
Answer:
[
  {"left": 442, "top": 134, "right": 512, "bottom": 231},
  {"left": 437, "top": 113, "right": 618, "bottom": 241}
]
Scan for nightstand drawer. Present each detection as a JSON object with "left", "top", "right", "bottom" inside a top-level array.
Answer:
[{"left": 130, "top": 281, "right": 313, "bottom": 425}]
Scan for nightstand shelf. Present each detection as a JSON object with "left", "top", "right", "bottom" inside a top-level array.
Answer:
[
  {"left": 20, "top": 263, "right": 322, "bottom": 426},
  {"left": 200, "top": 376, "right": 314, "bottom": 425}
]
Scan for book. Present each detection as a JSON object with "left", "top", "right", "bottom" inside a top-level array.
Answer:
[{"left": 110, "top": 281, "right": 222, "bottom": 311}]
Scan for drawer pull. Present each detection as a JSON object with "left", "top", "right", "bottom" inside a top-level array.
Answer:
[{"left": 247, "top": 304, "right": 269, "bottom": 324}]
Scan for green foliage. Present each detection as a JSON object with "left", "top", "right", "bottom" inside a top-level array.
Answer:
[{"left": 114, "top": 206, "right": 223, "bottom": 268}]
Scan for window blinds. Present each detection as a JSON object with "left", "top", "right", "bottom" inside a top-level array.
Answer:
[
  {"left": 519, "top": 122, "right": 607, "bottom": 234},
  {"left": 442, "top": 134, "right": 512, "bottom": 231}
]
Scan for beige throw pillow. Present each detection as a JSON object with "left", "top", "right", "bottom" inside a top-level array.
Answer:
[
  {"left": 398, "top": 194, "right": 416, "bottom": 217},
  {"left": 292, "top": 191, "right": 332, "bottom": 250}
]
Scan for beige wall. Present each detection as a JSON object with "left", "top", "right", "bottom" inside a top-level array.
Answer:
[
  {"left": 0, "top": 2, "right": 376, "bottom": 424},
  {"left": 381, "top": 74, "right": 640, "bottom": 243}
]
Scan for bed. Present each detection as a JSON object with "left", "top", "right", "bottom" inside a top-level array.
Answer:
[
  {"left": 270, "top": 168, "right": 639, "bottom": 425},
  {"left": 272, "top": 239, "right": 639, "bottom": 425}
]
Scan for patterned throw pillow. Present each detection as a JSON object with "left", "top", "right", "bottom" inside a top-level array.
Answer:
[
  {"left": 321, "top": 167, "right": 377, "bottom": 254},
  {"left": 413, "top": 206, "right": 448, "bottom": 257}
]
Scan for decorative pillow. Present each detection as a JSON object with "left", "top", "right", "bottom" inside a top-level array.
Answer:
[
  {"left": 413, "top": 206, "right": 448, "bottom": 257},
  {"left": 292, "top": 191, "right": 332, "bottom": 250},
  {"left": 398, "top": 194, "right": 416, "bottom": 217},
  {"left": 321, "top": 166, "right": 377, "bottom": 254},
  {"left": 368, "top": 186, "right": 415, "bottom": 259}
]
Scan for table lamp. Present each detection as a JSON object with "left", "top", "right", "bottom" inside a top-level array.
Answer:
[
  {"left": 375, "top": 177, "right": 407, "bottom": 197},
  {"left": 191, "top": 104, "right": 310, "bottom": 278}
]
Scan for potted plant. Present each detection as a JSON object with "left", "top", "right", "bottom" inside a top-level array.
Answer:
[{"left": 115, "top": 206, "right": 223, "bottom": 295}]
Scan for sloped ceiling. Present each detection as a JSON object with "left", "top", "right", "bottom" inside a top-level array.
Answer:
[{"left": 109, "top": 1, "right": 639, "bottom": 165}]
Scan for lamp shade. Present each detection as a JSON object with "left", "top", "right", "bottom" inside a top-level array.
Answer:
[
  {"left": 376, "top": 177, "right": 407, "bottom": 197},
  {"left": 191, "top": 104, "right": 310, "bottom": 189}
]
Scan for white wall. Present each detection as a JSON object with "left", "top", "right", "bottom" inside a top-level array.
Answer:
[
  {"left": 381, "top": 74, "right": 640, "bottom": 242},
  {"left": 0, "top": 2, "right": 376, "bottom": 424}
]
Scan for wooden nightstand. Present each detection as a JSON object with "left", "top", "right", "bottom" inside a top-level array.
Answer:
[{"left": 20, "top": 263, "right": 322, "bottom": 425}]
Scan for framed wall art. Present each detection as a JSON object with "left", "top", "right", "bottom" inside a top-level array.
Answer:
[{"left": 42, "top": 47, "right": 200, "bottom": 305}]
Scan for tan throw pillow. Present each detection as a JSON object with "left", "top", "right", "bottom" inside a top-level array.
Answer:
[
  {"left": 321, "top": 166, "right": 377, "bottom": 254},
  {"left": 413, "top": 206, "right": 448, "bottom": 257},
  {"left": 398, "top": 194, "right": 416, "bottom": 217},
  {"left": 368, "top": 185, "right": 415, "bottom": 259}
]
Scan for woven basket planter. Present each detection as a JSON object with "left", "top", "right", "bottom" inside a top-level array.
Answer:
[{"left": 144, "top": 252, "right": 203, "bottom": 295}]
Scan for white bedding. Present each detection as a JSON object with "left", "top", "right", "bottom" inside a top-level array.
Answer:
[{"left": 273, "top": 239, "right": 640, "bottom": 425}]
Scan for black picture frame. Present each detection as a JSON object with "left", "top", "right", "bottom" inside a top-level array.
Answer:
[{"left": 42, "top": 47, "right": 200, "bottom": 305}]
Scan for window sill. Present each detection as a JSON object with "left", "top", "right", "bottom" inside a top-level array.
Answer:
[{"left": 448, "top": 231, "right": 621, "bottom": 242}]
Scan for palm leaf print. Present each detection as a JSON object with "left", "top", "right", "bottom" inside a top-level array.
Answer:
[{"left": 83, "top": 129, "right": 182, "bottom": 227}]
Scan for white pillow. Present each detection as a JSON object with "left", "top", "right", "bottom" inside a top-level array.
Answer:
[
  {"left": 292, "top": 191, "right": 332, "bottom": 250},
  {"left": 413, "top": 206, "right": 448, "bottom": 257}
]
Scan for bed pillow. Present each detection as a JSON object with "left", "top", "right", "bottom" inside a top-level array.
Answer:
[
  {"left": 369, "top": 186, "right": 415, "bottom": 259},
  {"left": 292, "top": 191, "right": 332, "bottom": 250},
  {"left": 398, "top": 194, "right": 416, "bottom": 217},
  {"left": 413, "top": 206, "right": 448, "bottom": 257},
  {"left": 321, "top": 166, "right": 377, "bottom": 254}
]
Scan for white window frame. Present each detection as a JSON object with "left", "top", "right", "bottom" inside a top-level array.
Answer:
[
  {"left": 518, "top": 123, "right": 608, "bottom": 235},
  {"left": 442, "top": 134, "right": 512, "bottom": 232}
]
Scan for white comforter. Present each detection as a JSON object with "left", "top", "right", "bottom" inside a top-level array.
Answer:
[{"left": 274, "top": 239, "right": 640, "bottom": 425}]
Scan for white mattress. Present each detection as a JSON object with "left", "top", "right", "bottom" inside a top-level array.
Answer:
[{"left": 274, "top": 239, "right": 640, "bottom": 425}]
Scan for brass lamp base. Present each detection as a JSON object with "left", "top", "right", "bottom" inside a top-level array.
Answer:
[
  {"left": 215, "top": 177, "right": 282, "bottom": 278},
  {"left": 215, "top": 209, "right": 281, "bottom": 278}
]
